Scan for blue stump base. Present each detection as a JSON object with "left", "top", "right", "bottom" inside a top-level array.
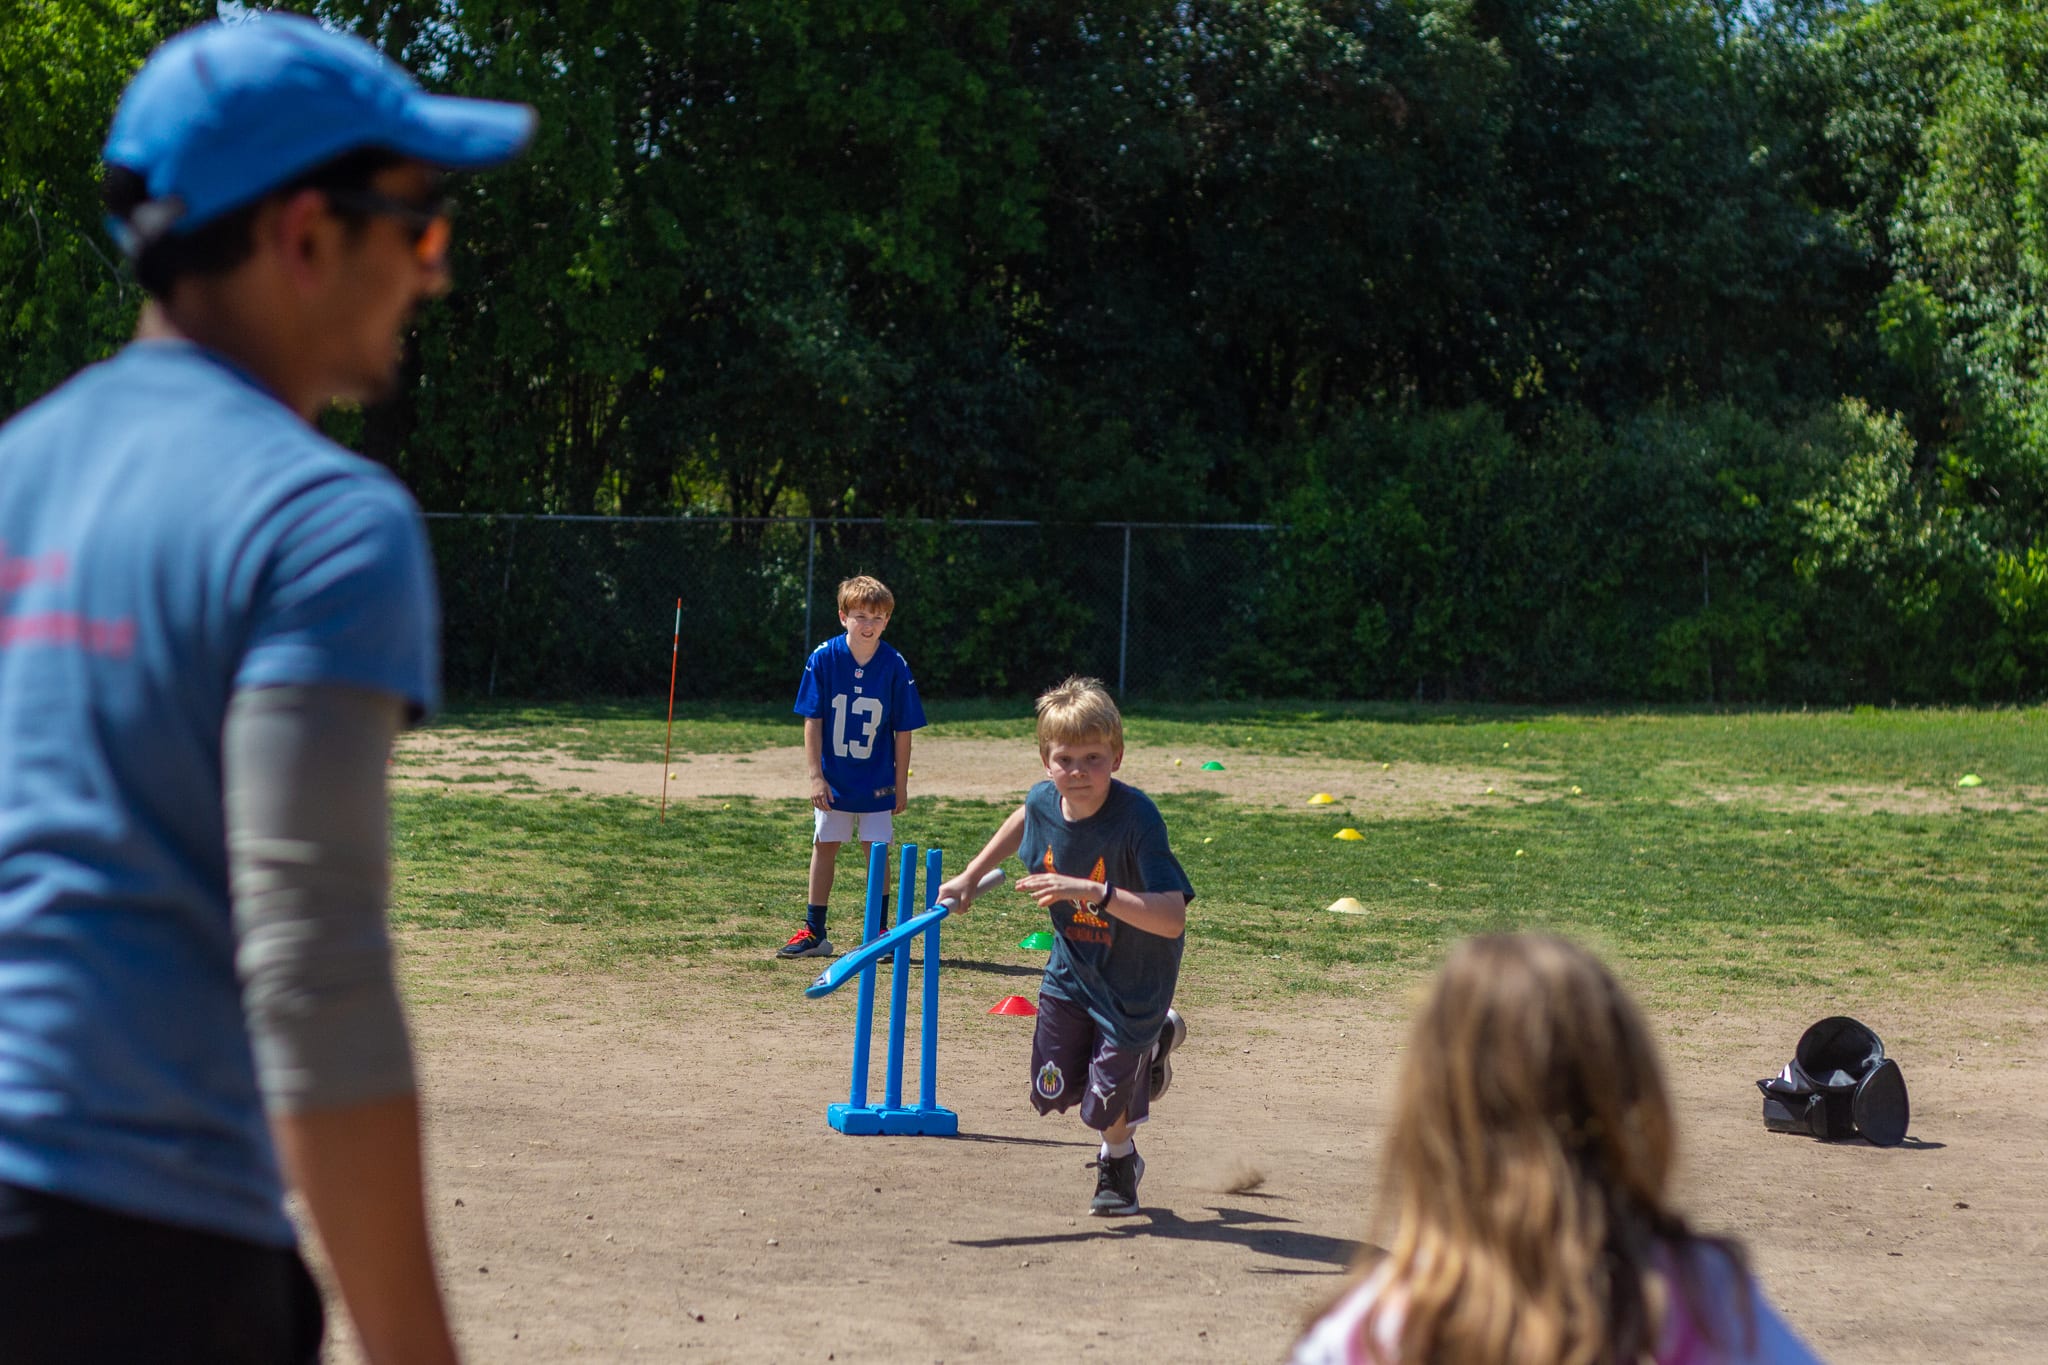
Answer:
[{"left": 827, "top": 1103, "right": 959, "bottom": 1137}]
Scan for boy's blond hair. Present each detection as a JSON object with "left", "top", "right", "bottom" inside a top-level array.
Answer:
[
  {"left": 836, "top": 575, "right": 894, "bottom": 615},
  {"left": 1035, "top": 676, "right": 1123, "bottom": 756}
]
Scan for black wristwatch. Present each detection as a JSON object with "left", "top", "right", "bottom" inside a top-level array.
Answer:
[{"left": 1091, "top": 880, "right": 1114, "bottom": 913}]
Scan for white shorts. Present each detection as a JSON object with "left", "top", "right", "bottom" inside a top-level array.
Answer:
[{"left": 813, "top": 808, "right": 893, "bottom": 846}]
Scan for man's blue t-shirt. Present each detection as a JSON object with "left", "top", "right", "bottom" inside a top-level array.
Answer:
[
  {"left": 792, "top": 636, "right": 926, "bottom": 814},
  {"left": 0, "top": 341, "right": 439, "bottom": 1248},
  {"left": 1021, "top": 779, "right": 1194, "bottom": 1049}
]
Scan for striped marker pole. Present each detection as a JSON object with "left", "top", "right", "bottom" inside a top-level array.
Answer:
[{"left": 659, "top": 598, "right": 680, "bottom": 822}]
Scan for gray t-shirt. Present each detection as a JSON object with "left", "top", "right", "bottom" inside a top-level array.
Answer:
[{"left": 1022, "top": 779, "right": 1194, "bottom": 1048}]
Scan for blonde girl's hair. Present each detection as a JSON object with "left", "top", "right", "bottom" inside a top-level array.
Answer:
[
  {"left": 1034, "top": 676, "right": 1123, "bottom": 757},
  {"left": 837, "top": 575, "right": 894, "bottom": 615},
  {"left": 1347, "top": 934, "right": 1748, "bottom": 1365}
]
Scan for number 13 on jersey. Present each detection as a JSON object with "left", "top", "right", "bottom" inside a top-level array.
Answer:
[{"left": 829, "top": 693, "right": 883, "bottom": 759}]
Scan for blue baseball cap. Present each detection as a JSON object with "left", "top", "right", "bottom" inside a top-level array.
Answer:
[{"left": 104, "top": 14, "right": 536, "bottom": 251}]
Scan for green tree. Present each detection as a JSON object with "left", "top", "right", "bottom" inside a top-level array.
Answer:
[
  {"left": 1472, "top": 0, "right": 1863, "bottom": 420},
  {"left": 1007, "top": 2, "right": 1516, "bottom": 516},
  {"left": 1823, "top": 1, "right": 2048, "bottom": 668},
  {"left": 309, "top": 0, "right": 1045, "bottom": 518},
  {"left": 0, "top": 1, "right": 210, "bottom": 412}
]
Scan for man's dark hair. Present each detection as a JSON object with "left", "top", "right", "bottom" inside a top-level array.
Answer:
[{"left": 103, "top": 147, "right": 405, "bottom": 298}]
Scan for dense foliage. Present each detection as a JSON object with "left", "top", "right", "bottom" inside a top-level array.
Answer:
[{"left": 6, "top": 0, "right": 2048, "bottom": 701}]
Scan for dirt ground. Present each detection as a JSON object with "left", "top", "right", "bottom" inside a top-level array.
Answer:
[
  {"left": 395, "top": 730, "right": 2048, "bottom": 816},
  {"left": 392, "top": 730, "right": 1561, "bottom": 811},
  {"left": 347, "top": 734, "right": 2048, "bottom": 1364}
]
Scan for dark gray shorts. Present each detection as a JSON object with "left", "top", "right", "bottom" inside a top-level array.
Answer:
[
  {"left": 1028, "top": 991, "right": 1152, "bottom": 1130},
  {"left": 0, "top": 1181, "right": 324, "bottom": 1364}
]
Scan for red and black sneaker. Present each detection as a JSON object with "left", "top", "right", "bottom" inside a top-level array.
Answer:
[{"left": 776, "top": 926, "right": 834, "bottom": 959}]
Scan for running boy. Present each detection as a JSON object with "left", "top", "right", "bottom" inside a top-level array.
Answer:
[
  {"left": 779, "top": 575, "right": 926, "bottom": 958},
  {"left": 935, "top": 676, "right": 1192, "bottom": 1216}
]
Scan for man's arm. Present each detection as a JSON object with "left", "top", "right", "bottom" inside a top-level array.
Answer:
[
  {"left": 224, "top": 684, "right": 459, "bottom": 1365},
  {"left": 804, "top": 716, "right": 832, "bottom": 811},
  {"left": 271, "top": 1095, "right": 455, "bottom": 1365}
]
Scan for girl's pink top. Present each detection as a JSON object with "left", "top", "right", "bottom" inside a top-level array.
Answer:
[{"left": 1289, "top": 1246, "right": 1827, "bottom": 1365}]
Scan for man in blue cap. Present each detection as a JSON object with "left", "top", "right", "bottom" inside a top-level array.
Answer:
[{"left": 0, "top": 15, "right": 533, "bottom": 1364}]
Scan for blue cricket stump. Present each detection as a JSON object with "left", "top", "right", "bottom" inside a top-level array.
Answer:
[{"left": 826, "top": 843, "right": 959, "bottom": 1136}]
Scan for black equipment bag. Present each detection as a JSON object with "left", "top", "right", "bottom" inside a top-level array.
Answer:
[{"left": 1756, "top": 1016, "right": 1910, "bottom": 1147}]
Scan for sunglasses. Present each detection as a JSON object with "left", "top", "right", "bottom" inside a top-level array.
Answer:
[{"left": 322, "top": 187, "right": 453, "bottom": 266}]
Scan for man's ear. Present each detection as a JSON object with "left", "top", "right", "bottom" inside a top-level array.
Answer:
[{"left": 264, "top": 188, "right": 336, "bottom": 290}]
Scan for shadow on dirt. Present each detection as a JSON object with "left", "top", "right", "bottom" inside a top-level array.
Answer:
[
  {"left": 952, "top": 1203, "right": 1366, "bottom": 1268},
  {"left": 926, "top": 956, "right": 1045, "bottom": 980},
  {"left": 949, "top": 1131, "right": 1096, "bottom": 1149}
]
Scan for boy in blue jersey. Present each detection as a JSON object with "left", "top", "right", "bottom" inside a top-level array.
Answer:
[
  {"left": 779, "top": 575, "right": 928, "bottom": 958},
  {"left": 0, "top": 16, "right": 532, "bottom": 1365},
  {"left": 935, "top": 677, "right": 1193, "bottom": 1216}
]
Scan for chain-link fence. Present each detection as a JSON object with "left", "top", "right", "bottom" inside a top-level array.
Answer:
[{"left": 424, "top": 515, "right": 1281, "bottom": 701}]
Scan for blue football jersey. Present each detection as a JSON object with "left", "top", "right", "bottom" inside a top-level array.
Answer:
[{"left": 793, "top": 636, "right": 926, "bottom": 813}]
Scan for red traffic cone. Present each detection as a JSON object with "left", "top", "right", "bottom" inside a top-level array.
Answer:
[{"left": 988, "top": 995, "right": 1037, "bottom": 1016}]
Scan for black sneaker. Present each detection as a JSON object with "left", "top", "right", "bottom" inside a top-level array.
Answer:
[
  {"left": 1089, "top": 1149, "right": 1145, "bottom": 1216},
  {"left": 1149, "top": 1007, "right": 1186, "bottom": 1099},
  {"left": 776, "top": 926, "right": 833, "bottom": 958}
]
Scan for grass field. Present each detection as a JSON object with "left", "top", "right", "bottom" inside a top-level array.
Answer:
[{"left": 392, "top": 701, "right": 2048, "bottom": 1004}]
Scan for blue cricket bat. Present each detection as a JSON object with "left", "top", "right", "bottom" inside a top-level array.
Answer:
[{"left": 805, "top": 869, "right": 1005, "bottom": 999}]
